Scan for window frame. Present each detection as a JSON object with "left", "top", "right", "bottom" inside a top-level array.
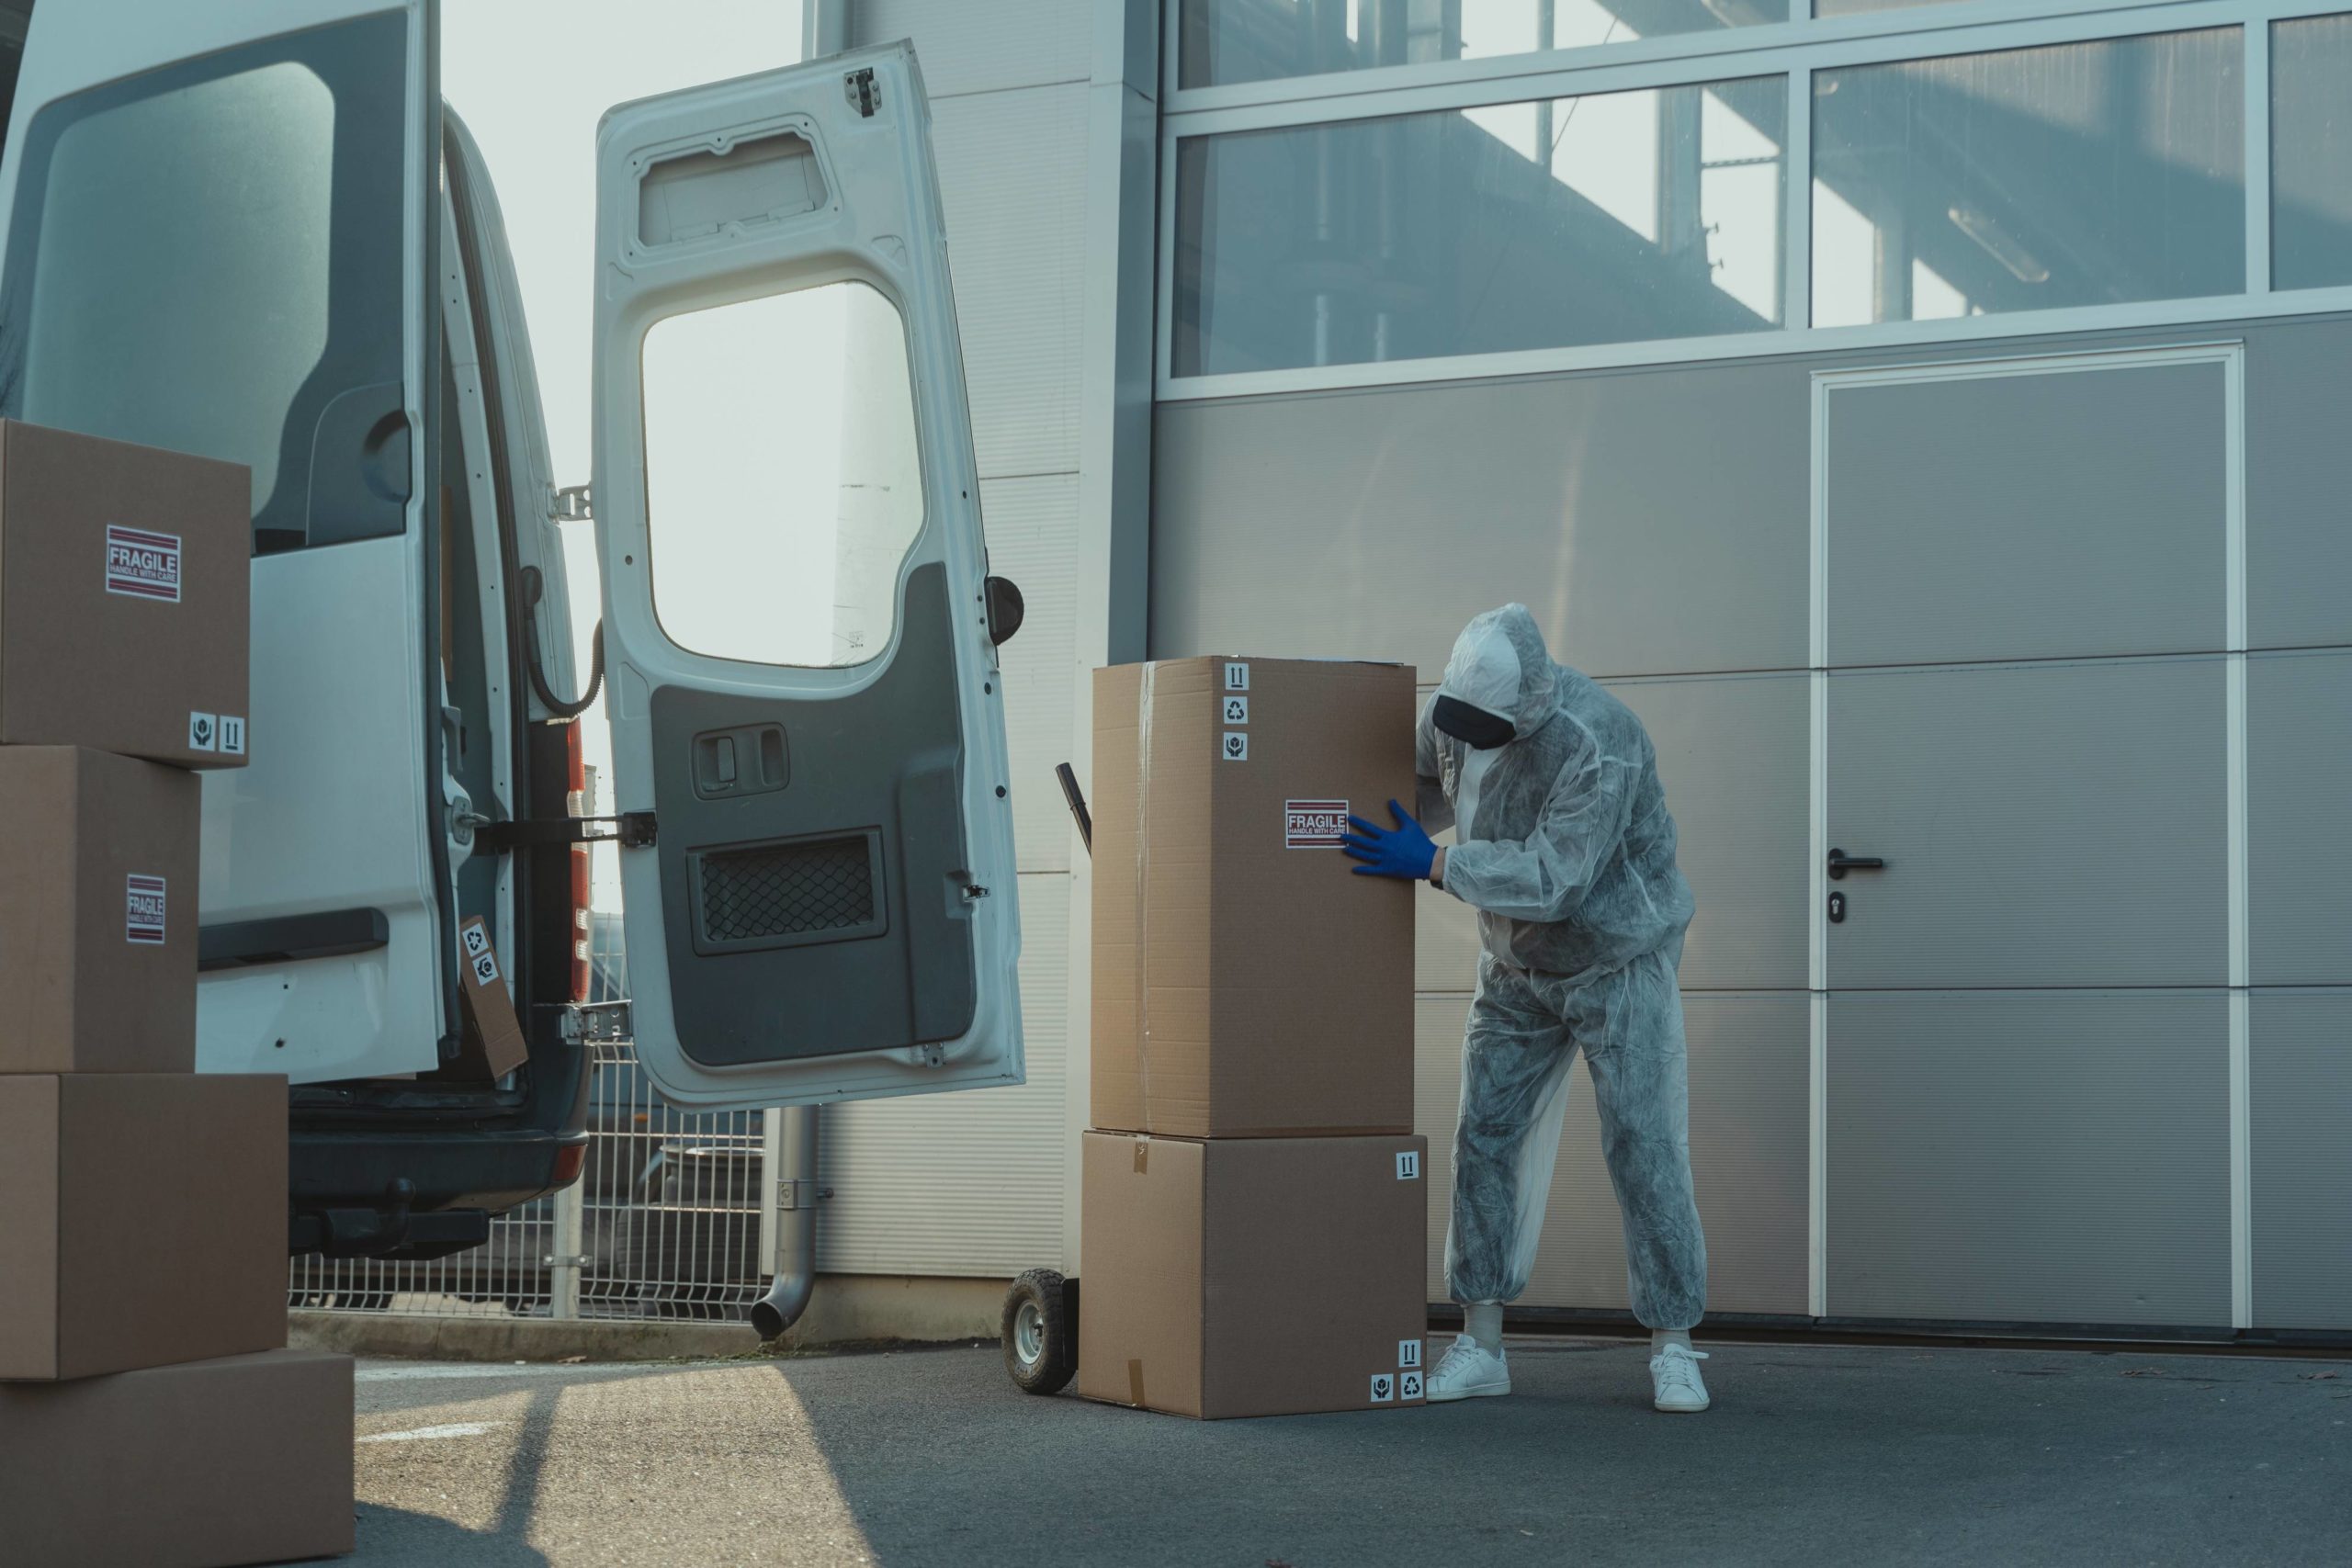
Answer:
[{"left": 1158, "top": 0, "right": 2352, "bottom": 401}]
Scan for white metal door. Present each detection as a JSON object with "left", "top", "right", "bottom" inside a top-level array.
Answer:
[
  {"left": 0, "top": 0, "right": 451, "bottom": 1081},
  {"left": 593, "top": 44, "right": 1023, "bottom": 1111}
]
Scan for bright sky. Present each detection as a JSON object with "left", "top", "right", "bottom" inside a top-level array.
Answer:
[{"left": 442, "top": 1, "right": 805, "bottom": 902}]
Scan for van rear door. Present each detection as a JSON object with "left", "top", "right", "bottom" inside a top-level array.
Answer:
[
  {"left": 0, "top": 0, "right": 456, "bottom": 1080},
  {"left": 592, "top": 45, "right": 1023, "bottom": 1111}
]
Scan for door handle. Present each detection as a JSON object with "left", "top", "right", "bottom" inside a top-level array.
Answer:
[{"left": 1826, "top": 849, "right": 1886, "bottom": 881}]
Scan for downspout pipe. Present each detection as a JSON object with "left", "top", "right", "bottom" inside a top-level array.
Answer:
[
  {"left": 750, "top": 1104, "right": 821, "bottom": 1339},
  {"left": 803, "top": 0, "right": 852, "bottom": 61}
]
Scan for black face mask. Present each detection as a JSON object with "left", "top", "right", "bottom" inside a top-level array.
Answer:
[{"left": 1432, "top": 694, "right": 1516, "bottom": 750}]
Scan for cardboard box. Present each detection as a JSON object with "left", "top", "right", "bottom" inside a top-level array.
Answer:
[
  {"left": 0, "top": 747, "right": 200, "bottom": 1074},
  {"left": 1091, "top": 658, "right": 1417, "bottom": 1138},
  {"left": 1077, "top": 1131, "right": 1431, "bottom": 1419},
  {"left": 0, "top": 1349, "right": 355, "bottom": 1567},
  {"left": 451, "top": 915, "right": 529, "bottom": 1079},
  {"left": 0, "top": 419, "right": 250, "bottom": 768},
  {"left": 0, "top": 1075, "right": 287, "bottom": 1381}
]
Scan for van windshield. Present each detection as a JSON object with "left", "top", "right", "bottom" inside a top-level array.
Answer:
[{"left": 0, "top": 12, "right": 406, "bottom": 553}]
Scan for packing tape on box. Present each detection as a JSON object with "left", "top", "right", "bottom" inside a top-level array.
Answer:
[
  {"left": 1127, "top": 1359, "right": 1146, "bottom": 1407},
  {"left": 1133, "top": 661, "right": 1157, "bottom": 1129}
]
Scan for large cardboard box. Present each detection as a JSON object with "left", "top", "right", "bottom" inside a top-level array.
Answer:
[
  {"left": 0, "top": 1349, "right": 356, "bottom": 1567},
  {"left": 0, "top": 420, "right": 250, "bottom": 768},
  {"left": 1091, "top": 657, "right": 1417, "bottom": 1138},
  {"left": 0, "top": 1075, "right": 287, "bottom": 1381},
  {"left": 1077, "top": 1131, "right": 1430, "bottom": 1419},
  {"left": 0, "top": 747, "right": 200, "bottom": 1074}
]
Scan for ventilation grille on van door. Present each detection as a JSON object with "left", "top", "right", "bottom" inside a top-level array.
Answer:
[{"left": 697, "top": 834, "right": 879, "bottom": 947}]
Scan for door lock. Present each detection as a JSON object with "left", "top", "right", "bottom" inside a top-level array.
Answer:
[
  {"left": 1826, "top": 891, "right": 1847, "bottom": 924},
  {"left": 1826, "top": 848, "right": 1887, "bottom": 880}
]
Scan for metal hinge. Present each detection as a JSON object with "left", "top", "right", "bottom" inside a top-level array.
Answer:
[
  {"left": 548, "top": 483, "right": 593, "bottom": 523},
  {"left": 844, "top": 66, "right": 879, "bottom": 117},
  {"left": 559, "top": 1001, "right": 632, "bottom": 1045},
  {"left": 469, "top": 811, "right": 657, "bottom": 853},
  {"left": 777, "top": 1178, "right": 831, "bottom": 1211}
]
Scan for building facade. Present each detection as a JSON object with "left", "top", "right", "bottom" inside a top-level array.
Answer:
[{"left": 827, "top": 0, "right": 2352, "bottom": 1337}]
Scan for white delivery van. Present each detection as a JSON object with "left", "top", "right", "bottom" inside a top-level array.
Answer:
[{"left": 0, "top": 1, "right": 1023, "bottom": 1257}]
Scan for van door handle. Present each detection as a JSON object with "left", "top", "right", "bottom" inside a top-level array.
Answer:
[{"left": 1826, "top": 849, "right": 1886, "bottom": 880}]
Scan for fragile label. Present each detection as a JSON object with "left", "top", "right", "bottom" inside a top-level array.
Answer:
[
  {"left": 1223, "top": 661, "right": 1249, "bottom": 692},
  {"left": 218, "top": 715, "right": 247, "bottom": 756},
  {"left": 187, "top": 712, "right": 217, "bottom": 751},
  {"left": 105, "top": 525, "right": 182, "bottom": 603},
  {"left": 1284, "top": 799, "right": 1348, "bottom": 849},
  {"left": 1399, "top": 1371, "right": 1424, "bottom": 1401},
  {"left": 462, "top": 921, "right": 500, "bottom": 987},
  {"left": 1221, "top": 731, "right": 1249, "bottom": 761},
  {"left": 124, "top": 874, "right": 166, "bottom": 944},
  {"left": 1396, "top": 1150, "right": 1421, "bottom": 1181},
  {"left": 1222, "top": 694, "right": 1249, "bottom": 725},
  {"left": 1369, "top": 1371, "right": 1396, "bottom": 1404},
  {"left": 1398, "top": 1338, "right": 1422, "bottom": 1370},
  {"left": 470, "top": 948, "right": 501, "bottom": 987}
]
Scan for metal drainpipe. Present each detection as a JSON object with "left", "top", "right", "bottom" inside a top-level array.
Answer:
[
  {"left": 750, "top": 1105, "right": 821, "bottom": 1339},
  {"left": 803, "top": 0, "right": 851, "bottom": 60}
]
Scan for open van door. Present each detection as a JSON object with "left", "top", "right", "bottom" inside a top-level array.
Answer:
[
  {"left": 0, "top": 0, "right": 458, "bottom": 1082},
  {"left": 593, "top": 44, "right": 1023, "bottom": 1111}
]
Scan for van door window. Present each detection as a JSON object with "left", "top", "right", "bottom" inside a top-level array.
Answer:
[
  {"left": 0, "top": 12, "right": 406, "bottom": 555},
  {"left": 639, "top": 279, "right": 925, "bottom": 668}
]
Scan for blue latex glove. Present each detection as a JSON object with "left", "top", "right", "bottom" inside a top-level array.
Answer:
[{"left": 1342, "top": 799, "right": 1436, "bottom": 881}]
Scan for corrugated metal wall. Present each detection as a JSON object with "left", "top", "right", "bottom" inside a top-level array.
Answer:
[{"left": 815, "top": 0, "right": 1098, "bottom": 1279}]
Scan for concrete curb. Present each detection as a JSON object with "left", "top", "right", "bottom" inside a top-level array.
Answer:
[{"left": 289, "top": 1273, "right": 1012, "bottom": 1363}]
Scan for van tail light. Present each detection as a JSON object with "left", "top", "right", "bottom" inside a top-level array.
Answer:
[
  {"left": 551, "top": 1141, "right": 588, "bottom": 1190},
  {"left": 563, "top": 721, "right": 593, "bottom": 1004}
]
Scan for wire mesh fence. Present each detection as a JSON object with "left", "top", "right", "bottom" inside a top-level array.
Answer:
[{"left": 288, "top": 908, "right": 775, "bottom": 1323}]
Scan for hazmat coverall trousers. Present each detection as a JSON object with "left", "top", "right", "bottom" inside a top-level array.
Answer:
[
  {"left": 1446, "top": 942, "right": 1707, "bottom": 1325},
  {"left": 1415, "top": 605, "right": 1709, "bottom": 1329}
]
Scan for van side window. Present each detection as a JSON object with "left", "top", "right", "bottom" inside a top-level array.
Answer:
[
  {"left": 0, "top": 13, "right": 406, "bottom": 555},
  {"left": 639, "top": 280, "right": 927, "bottom": 669}
]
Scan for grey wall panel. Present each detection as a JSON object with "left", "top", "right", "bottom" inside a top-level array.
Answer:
[
  {"left": 2245, "top": 317, "right": 2352, "bottom": 651},
  {"left": 1609, "top": 673, "right": 1810, "bottom": 991},
  {"left": 2251, "top": 991, "right": 2352, "bottom": 1330},
  {"left": 1824, "top": 360, "right": 2226, "bottom": 668},
  {"left": 928, "top": 85, "right": 1085, "bottom": 480},
  {"left": 1826, "top": 991, "right": 2231, "bottom": 1326},
  {"left": 2248, "top": 650, "right": 2352, "bottom": 985},
  {"left": 818, "top": 874, "right": 1069, "bottom": 1274},
  {"left": 854, "top": 0, "right": 1092, "bottom": 97},
  {"left": 1416, "top": 993, "right": 1810, "bottom": 1315},
  {"left": 1410, "top": 673, "right": 1810, "bottom": 993},
  {"left": 1826, "top": 658, "right": 2228, "bottom": 988},
  {"left": 984, "top": 473, "right": 1079, "bottom": 874},
  {"left": 1150, "top": 359, "right": 1812, "bottom": 679}
]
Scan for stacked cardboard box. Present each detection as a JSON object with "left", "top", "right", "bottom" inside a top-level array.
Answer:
[
  {"left": 0, "top": 422, "right": 355, "bottom": 1566},
  {"left": 1080, "top": 657, "right": 1430, "bottom": 1419}
]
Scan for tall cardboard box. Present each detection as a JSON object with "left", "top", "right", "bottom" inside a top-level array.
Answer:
[
  {"left": 0, "top": 420, "right": 250, "bottom": 768},
  {"left": 0, "top": 1074, "right": 288, "bottom": 1381},
  {"left": 0, "top": 747, "right": 200, "bottom": 1074},
  {"left": 0, "top": 1349, "right": 356, "bottom": 1567},
  {"left": 1091, "top": 657, "right": 1416, "bottom": 1138},
  {"left": 1077, "top": 1131, "right": 1430, "bottom": 1419}
]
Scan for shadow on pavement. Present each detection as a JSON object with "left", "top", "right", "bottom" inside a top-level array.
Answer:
[{"left": 353, "top": 1506, "right": 553, "bottom": 1566}]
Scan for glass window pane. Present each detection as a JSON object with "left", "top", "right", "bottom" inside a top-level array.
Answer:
[
  {"left": 0, "top": 15, "right": 408, "bottom": 552},
  {"left": 2272, "top": 14, "right": 2352, "bottom": 291},
  {"left": 641, "top": 282, "right": 924, "bottom": 669},
  {"left": 1179, "top": 0, "right": 1782, "bottom": 92},
  {"left": 1173, "top": 77, "right": 1786, "bottom": 377},
  {"left": 1811, "top": 30, "right": 2244, "bottom": 327}
]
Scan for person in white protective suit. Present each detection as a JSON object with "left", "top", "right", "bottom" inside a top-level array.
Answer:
[{"left": 1340, "top": 604, "right": 1712, "bottom": 1413}]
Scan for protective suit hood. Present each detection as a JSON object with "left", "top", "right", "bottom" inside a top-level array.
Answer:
[{"left": 1437, "top": 604, "right": 1558, "bottom": 739}]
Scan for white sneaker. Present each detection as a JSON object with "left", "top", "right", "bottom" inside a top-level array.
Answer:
[
  {"left": 1425, "top": 1333, "right": 1510, "bottom": 1402},
  {"left": 1650, "top": 1343, "right": 1711, "bottom": 1413}
]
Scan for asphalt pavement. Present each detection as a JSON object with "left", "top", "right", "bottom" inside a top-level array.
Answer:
[{"left": 349, "top": 1336, "right": 2352, "bottom": 1567}]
